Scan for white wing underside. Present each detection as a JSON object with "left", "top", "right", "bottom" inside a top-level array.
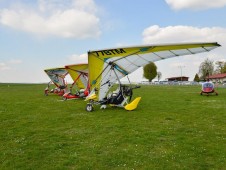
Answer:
[{"left": 96, "top": 46, "right": 217, "bottom": 101}]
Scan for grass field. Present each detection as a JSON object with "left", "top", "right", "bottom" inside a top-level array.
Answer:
[{"left": 0, "top": 83, "right": 225, "bottom": 170}]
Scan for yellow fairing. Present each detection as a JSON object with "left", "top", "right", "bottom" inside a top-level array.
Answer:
[
  {"left": 124, "top": 97, "right": 141, "bottom": 111},
  {"left": 85, "top": 93, "right": 97, "bottom": 101}
]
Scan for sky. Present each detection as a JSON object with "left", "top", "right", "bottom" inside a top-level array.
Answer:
[{"left": 0, "top": 0, "right": 226, "bottom": 83}]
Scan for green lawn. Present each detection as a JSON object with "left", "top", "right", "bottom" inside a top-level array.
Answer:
[{"left": 0, "top": 83, "right": 225, "bottom": 169}]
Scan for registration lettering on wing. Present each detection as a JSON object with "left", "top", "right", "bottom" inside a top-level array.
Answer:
[{"left": 94, "top": 49, "right": 126, "bottom": 57}]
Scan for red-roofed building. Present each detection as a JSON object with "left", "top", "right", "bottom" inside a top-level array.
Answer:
[{"left": 208, "top": 73, "right": 226, "bottom": 83}]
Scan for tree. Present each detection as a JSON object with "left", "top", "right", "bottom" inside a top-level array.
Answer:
[
  {"left": 198, "top": 58, "right": 214, "bottom": 80},
  {"left": 193, "top": 73, "right": 200, "bottom": 82},
  {"left": 215, "top": 61, "right": 226, "bottom": 73},
  {"left": 215, "top": 61, "right": 225, "bottom": 74},
  {"left": 156, "top": 71, "right": 162, "bottom": 82},
  {"left": 143, "top": 62, "right": 157, "bottom": 82},
  {"left": 223, "top": 63, "right": 226, "bottom": 73}
]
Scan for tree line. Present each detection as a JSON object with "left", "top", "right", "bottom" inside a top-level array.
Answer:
[
  {"left": 143, "top": 59, "right": 226, "bottom": 82},
  {"left": 196, "top": 59, "right": 226, "bottom": 81}
]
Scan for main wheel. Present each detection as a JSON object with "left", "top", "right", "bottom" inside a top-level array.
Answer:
[
  {"left": 86, "top": 104, "right": 93, "bottom": 112},
  {"left": 62, "top": 96, "right": 67, "bottom": 101}
]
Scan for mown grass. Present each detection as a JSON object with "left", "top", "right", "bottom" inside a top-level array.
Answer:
[{"left": 0, "top": 83, "right": 225, "bottom": 169}]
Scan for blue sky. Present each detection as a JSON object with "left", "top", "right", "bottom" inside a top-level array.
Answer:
[{"left": 0, "top": 0, "right": 226, "bottom": 83}]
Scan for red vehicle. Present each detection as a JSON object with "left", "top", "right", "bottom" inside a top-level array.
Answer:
[
  {"left": 62, "top": 85, "right": 90, "bottom": 100},
  {"left": 44, "top": 81, "right": 67, "bottom": 96},
  {"left": 200, "top": 81, "right": 218, "bottom": 96}
]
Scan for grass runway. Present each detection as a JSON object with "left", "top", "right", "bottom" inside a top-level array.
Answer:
[{"left": 0, "top": 83, "right": 225, "bottom": 169}]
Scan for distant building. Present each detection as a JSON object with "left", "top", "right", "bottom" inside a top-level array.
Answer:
[
  {"left": 166, "top": 76, "right": 189, "bottom": 82},
  {"left": 208, "top": 73, "right": 226, "bottom": 83}
]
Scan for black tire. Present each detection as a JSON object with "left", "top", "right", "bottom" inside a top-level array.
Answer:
[
  {"left": 62, "top": 96, "right": 67, "bottom": 101},
  {"left": 86, "top": 104, "right": 93, "bottom": 112}
]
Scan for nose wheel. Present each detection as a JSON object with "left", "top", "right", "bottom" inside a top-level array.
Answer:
[{"left": 86, "top": 104, "right": 94, "bottom": 112}]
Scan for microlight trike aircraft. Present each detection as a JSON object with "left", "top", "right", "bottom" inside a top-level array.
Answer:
[
  {"left": 62, "top": 64, "right": 90, "bottom": 100},
  {"left": 200, "top": 80, "right": 218, "bottom": 96},
  {"left": 85, "top": 42, "right": 221, "bottom": 112},
  {"left": 44, "top": 67, "right": 69, "bottom": 96}
]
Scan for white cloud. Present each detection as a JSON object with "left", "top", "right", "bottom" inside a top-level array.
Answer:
[
  {"left": 0, "top": 62, "right": 10, "bottom": 70},
  {"left": 143, "top": 25, "right": 226, "bottom": 45},
  {"left": 165, "top": 0, "right": 226, "bottom": 10},
  {"left": 0, "top": 0, "right": 101, "bottom": 38},
  {"left": 8, "top": 59, "right": 22, "bottom": 64},
  {"left": 140, "top": 25, "right": 226, "bottom": 81},
  {"left": 68, "top": 53, "right": 88, "bottom": 64},
  {"left": 0, "top": 59, "right": 22, "bottom": 71}
]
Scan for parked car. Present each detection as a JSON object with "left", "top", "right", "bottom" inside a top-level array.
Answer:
[{"left": 159, "top": 81, "right": 168, "bottom": 85}]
